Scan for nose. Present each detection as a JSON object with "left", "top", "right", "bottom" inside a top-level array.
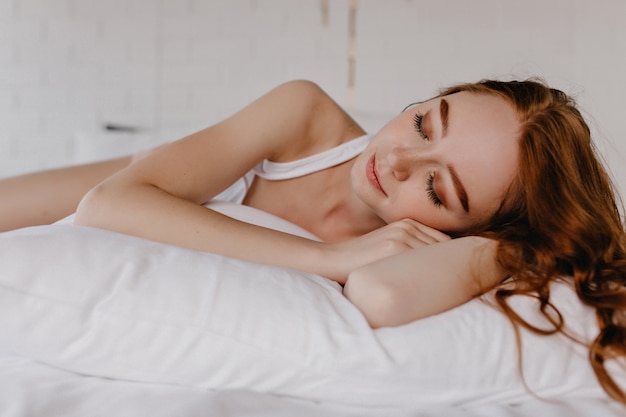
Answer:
[{"left": 387, "top": 146, "right": 423, "bottom": 181}]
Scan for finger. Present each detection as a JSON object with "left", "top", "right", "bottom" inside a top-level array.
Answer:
[
  {"left": 407, "top": 219, "right": 451, "bottom": 242},
  {"left": 389, "top": 226, "right": 441, "bottom": 248},
  {"left": 379, "top": 221, "right": 441, "bottom": 247},
  {"left": 407, "top": 232, "right": 440, "bottom": 247},
  {"left": 390, "top": 219, "right": 451, "bottom": 243}
]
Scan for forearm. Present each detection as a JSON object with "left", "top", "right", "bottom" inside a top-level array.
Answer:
[
  {"left": 343, "top": 236, "right": 506, "bottom": 328},
  {"left": 74, "top": 180, "right": 332, "bottom": 277},
  {"left": 0, "top": 157, "right": 131, "bottom": 232}
]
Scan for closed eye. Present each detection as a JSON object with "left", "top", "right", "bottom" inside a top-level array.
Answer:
[
  {"left": 413, "top": 113, "right": 429, "bottom": 141},
  {"left": 426, "top": 173, "right": 443, "bottom": 207}
]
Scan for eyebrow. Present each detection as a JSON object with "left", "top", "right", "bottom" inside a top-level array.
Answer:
[
  {"left": 440, "top": 98, "right": 449, "bottom": 137},
  {"left": 448, "top": 165, "right": 470, "bottom": 213},
  {"left": 439, "top": 98, "right": 468, "bottom": 212}
]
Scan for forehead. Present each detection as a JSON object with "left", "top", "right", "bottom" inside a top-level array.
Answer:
[
  {"left": 443, "top": 91, "right": 520, "bottom": 151},
  {"left": 444, "top": 91, "right": 516, "bottom": 126},
  {"left": 443, "top": 92, "right": 521, "bottom": 221}
]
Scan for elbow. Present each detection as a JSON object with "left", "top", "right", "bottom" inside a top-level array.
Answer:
[
  {"left": 74, "top": 183, "right": 118, "bottom": 229},
  {"left": 343, "top": 269, "right": 401, "bottom": 329}
]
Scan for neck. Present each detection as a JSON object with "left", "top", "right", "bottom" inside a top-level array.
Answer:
[{"left": 315, "top": 161, "right": 386, "bottom": 241}]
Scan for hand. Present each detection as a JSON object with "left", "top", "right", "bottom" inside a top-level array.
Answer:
[{"left": 321, "top": 219, "right": 451, "bottom": 283}]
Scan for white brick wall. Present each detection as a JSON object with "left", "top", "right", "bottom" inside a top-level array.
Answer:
[{"left": 0, "top": 0, "right": 625, "bottom": 199}]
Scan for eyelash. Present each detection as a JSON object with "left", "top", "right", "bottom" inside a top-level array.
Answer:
[
  {"left": 413, "top": 113, "right": 429, "bottom": 141},
  {"left": 426, "top": 173, "right": 443, "bottom": 208}
]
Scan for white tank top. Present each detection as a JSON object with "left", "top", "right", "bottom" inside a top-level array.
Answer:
[{"left": 212, "top": 134, "right": 371, "bottom": 204}]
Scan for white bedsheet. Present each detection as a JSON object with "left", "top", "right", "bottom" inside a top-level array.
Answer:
[
  {"left": 1, "top": 202, "right": 625, "bottom": 415},
  {"left": 0, "top": 353, "right": 623, "bottom": 417}
]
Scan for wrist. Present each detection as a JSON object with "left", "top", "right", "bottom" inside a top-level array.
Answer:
[{"left": 308, "top": 241, "right": 348, "bottom": 284}]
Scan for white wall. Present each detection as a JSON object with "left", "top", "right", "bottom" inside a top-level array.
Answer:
[{"left": 1, "top": 0, "right": 625, "bottom": 199}]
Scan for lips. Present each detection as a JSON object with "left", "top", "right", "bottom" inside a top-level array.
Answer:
[{"left": 366, "top": 155, "right": 386, "bottom": 195}]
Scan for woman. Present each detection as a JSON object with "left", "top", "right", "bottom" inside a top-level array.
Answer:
[{"left": 1, "top": 78, "right": 625, "bottom": 403}]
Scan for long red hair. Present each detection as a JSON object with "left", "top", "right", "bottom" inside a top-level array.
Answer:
[{"left": 439, "top": 79, "right": 626, "bottom": 403}]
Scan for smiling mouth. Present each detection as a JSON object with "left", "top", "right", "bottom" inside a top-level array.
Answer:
[{"left": 367, "top": 155, "right": 386, "bottom": 195}]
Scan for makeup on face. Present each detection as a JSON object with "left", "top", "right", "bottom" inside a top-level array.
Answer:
[
  {"left": 366, "top": 155, "right": 386, "bottom": 195},
  {"left": 354, "top": 92, "right": 520, "bottom": 233}
]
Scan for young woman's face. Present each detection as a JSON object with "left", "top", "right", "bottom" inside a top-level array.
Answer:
[{"left": 351, "top": 91, "right": 521, "bottom": 234}]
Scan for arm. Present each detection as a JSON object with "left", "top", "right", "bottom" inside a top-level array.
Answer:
[
  {"left": 343, "top": 236, "right": 506, "bottom": 328},
  {"left": 0, "top": 156, "right": 131, "bottom": 232},
  {"left": 75, "top": 81, "right": 358, "bottom": 279}
]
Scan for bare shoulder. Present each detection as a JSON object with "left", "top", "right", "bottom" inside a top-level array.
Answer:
[
  {"left": 271, "top": 79, "right": 336, "bottom": 109},
  {"left": 276, "top": 79, "right": 329, "bottom": 99},
  {"left": 261, "top": 80, "right": 365, "bottom": 161},
  {"left": 192, "top": 80, "right": 363, "bottom": 162},
  {"left": 84, "top": 81, "right": 364, "bottom": 206}
]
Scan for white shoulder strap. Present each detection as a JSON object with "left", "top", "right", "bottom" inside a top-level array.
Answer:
[{"left": 253, "top": 134, "right": 371, "bottom": 180}]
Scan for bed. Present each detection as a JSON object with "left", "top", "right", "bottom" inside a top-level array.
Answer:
[{"left": 0, "top": 201, "right": 624, "bottom": 416}]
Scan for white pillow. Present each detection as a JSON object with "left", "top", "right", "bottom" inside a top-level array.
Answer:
[{"left": 0, "top": 202, "right": 616, "bottom": 407}]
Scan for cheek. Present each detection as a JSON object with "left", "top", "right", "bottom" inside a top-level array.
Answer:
[
  {"left": 385, "top": 188, "right": 431, "bottom": 223},
  {"left": 350, "top": 153, "right": 368, "bottom": 188},
  {"left": 387, "top": 188, "right": 468, "bottom": 233},
  {"left": 370, "top": 120, "right": 406, "bottom": 146}
]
